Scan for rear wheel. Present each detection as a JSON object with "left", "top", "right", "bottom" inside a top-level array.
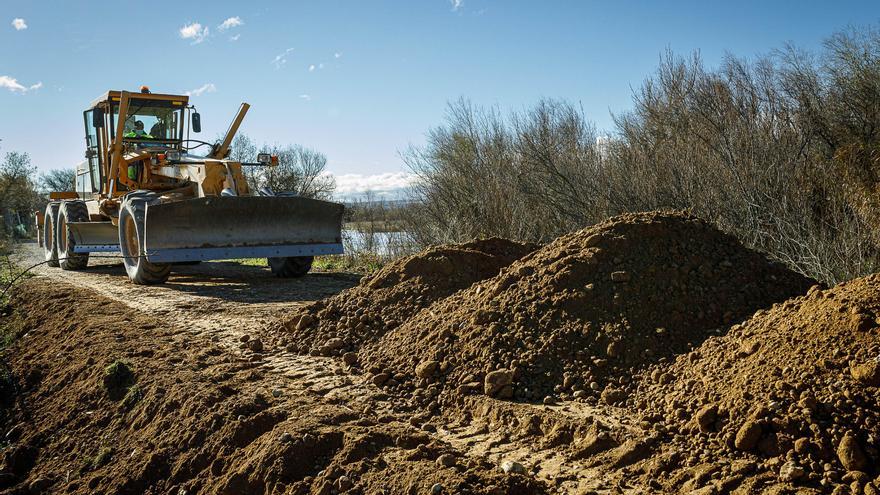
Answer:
[
  {"left": 267, "top": 256, "right": 314, "bottom": 278},
  {"left": 43, "top": 203, "right": 60, "bottom": 267},
  {"left": 119, "top": 193, "right": 171, "bottom": 285},
  {"left": 57, "top": 201, "right": 90, "bottom": 270}
]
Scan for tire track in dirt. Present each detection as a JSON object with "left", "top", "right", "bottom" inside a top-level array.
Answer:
[{"left": 14, "top": 241, "right": 393, "bottom": 416}]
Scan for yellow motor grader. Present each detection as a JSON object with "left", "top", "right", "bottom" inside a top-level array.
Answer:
[{"left": 36, "top": 87, "right": 344, "bottom": 284}]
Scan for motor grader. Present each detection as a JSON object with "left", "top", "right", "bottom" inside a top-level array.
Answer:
[{"left": 36, "top": 87, "right": 344, "bottom": 284}]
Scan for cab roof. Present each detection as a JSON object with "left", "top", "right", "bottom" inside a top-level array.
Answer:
[{"left": 89, "top": 90, "right": 190, "bottom": 110}]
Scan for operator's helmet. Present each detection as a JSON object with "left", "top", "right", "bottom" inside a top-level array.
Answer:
[{"left": 135, "top": 120, "right": 144, "bottom": 130}]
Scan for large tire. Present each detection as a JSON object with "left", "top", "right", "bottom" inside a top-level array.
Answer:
[
  {"left": 119, "top": 192, "right": 171, "bottom": 285},
  {"left": 57, "top": 201, "right": 90, "bottom": 270},
  {"left": 267, "top": 256, "right": 314, "bottom": 278},
  {"left": 43, "top": 203, "right": 60, "bottom": 267}
]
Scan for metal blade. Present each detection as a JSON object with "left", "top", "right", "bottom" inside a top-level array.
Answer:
[{"left": 143, "top": 196, "right": 344, "bottom": 263}]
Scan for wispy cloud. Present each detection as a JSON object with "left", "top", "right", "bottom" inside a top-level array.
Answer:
[
  {"left": 334, "top": 52, "right": 342, "bottom": 59},
  {"left": 308, "top": 64, "right": 316, "bottom": 72},
  {"left": 218, "top": 16, "right": 243, "bottom": 31},
  {"left": 230, "top": 34, "right": 241, "bottom": 41},
  {"left": 450, "top": 0, "right": 463, "bottom": 11},
  {"left": 272, "top": 47, "right": 294, "bottom": 69},
  {"left": 298, "top": 94, "right": 311, "bottom": 101},
  {"left": 331, "top": 172, "right": 416, "bottom": 199},
  {"left": 179, "top": 22, "right": 209, "bottom": 44},
  {"left": 185, "top": 83, "right": 216, "bottom": 97},
  {"left": 11, "top": 18, "right": 27, "bottom": 30},
  {"left": 0, "top": 75, "right": 42, "bottom": 93}
]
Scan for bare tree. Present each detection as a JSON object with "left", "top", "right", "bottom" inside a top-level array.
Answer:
[
  {"left": 229, "top": 134, "right": 335, "bottom": 199},
  {"left": 39, "top": 169, "right": 76, "bottom": 193}
]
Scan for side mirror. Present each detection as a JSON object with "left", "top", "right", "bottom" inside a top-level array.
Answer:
[
  {"left": 92, "top": 108, "right": 104, "bottom": 128},
  {"left": 192, "top": 112, "right": 201, "bottom": 133}
]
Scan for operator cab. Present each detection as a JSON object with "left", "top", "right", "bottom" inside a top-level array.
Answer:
[{"left": 79, "top": 88, "right": 201, "bottom": 197}]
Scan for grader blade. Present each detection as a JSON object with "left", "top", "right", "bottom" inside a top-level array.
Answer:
[{"left": 142, "top": 196, "right": 344, "bottom": 263}]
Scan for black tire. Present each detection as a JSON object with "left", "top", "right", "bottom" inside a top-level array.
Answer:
[
  {"left": 171, "top": 261, "right": 202, "bottom": 266},
  {"left": 119, "top": 192, "right": 171, "bottom": 285},
  {"left": 267, "top": 256, "right": 314, "bottom": 278},
  {"left": 57, "top": 201, "right": 90, "bottom": 270},
  {"left": 43, "top": 203, "right": 60, "bottom": 267}
]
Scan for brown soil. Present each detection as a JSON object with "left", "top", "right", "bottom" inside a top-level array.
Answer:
[
  {"left": 7, "top": 209, "right": 880, "bottom": 495},
  {"left": 0, "top": 280, "right": 548, "bottom": 495},
  {"left": 623, "top": 274, "right": 880, "bottom": 493},
  {"left": 277, "top": 238, "right": 537, "bottom": 356},
  {"left": 351, "top": 211, "right": 814, "bottom": 405}
]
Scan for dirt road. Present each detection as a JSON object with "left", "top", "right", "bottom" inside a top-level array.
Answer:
[{"left": 17, "top": 241, "right": 359, "bottom": 342}]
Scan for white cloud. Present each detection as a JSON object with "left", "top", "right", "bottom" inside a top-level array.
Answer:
[
  {"left": 230, "top": 34, "right": 240, "bottom": 41},
  {"left": 318, "top": 63, "right": 324, "bottom": 69},
  {"left": 272, "top": 47, "right": 294, "bottom": 69},
  {"left": 0, "top": 76, "right": 42, "bottom": 93},
  {"left": 330, "top": 172, "right": 416, "bottom": 199},
  {"left": 218, "top": 16, "right": 243, "bottom": 31},
  {"left": 179, "top": 22, "right": 209, "bottom": 44},
  {"left": 298, "top": 94, "right": 311, "bottom": 101},
  {"left": 185, "top": 83, "right": 216, "bottom": 97},
  {"left": 334, "top": 52, "right": 342, "bottom": 59},
  {"left": 11, "top": 18, "right": 27, "bottom": 30},
  {"left": 308, "top": 64, "right": 316, "bottom": 72},
  {"left": 450, "top": 0, "right": 463, "bottom": 11}
]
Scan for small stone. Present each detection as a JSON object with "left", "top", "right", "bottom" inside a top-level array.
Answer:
[
  {"left": 734, "top": 421, "right": 762, "bottom": 451},
  {"left": 601, "top": 387, "right": 626, "bottom": 405},
  {"left": 239, "top": 334, "right": 250, "bottom": 343},
  {"left": 543, "top": 395, "right": 555, "bottom": 405},
  {"left": 694, "top": 404, "right": 718, "bottom": 433},
  {"left": 415, "top": 360, "right": 440, "bottom": 379},
  {"left": 272, "top": 389, "right": 282, "bottom": 398},
  {"left": 611, "top": 271, "right": 631, "bottom": 282},
  {"left": 837, "top": 434, "right": 868, "bottom": 472},
  {"left": 500, "top": 460, "right": 526, "bottom": 474},
  {"left": 851, "top": 361, "right": 880, "bottom": 387},
  {"left": 335, "top": 475, "right": 352, "bottom": 491},
  {"left": 372, "top": 373, "right": 391, "bottom": 386},
  {"left": 247, "top": 338, "right": 264, "bottom": 353},
  {"left": 484, "top": 369, "right": 514, "bottom": 397},
  {"left": 279, "top": 432, "right": 293, "bottom": 443},
  {"left": 606, "top": 341, "right": 624, "bottom": 358},
  {"left": 295, "top": 314, "right": 315, "bottom": 331},
  {"left": 324, "top": 338, "right": 344, "bottom": 351},
  {"left": 342, "top": 352, "right": 358, "bottom": 365},
  {"left": 436, "top": 454, "right": 456, "bottom": 467},
  {"left": 779, "top": 461, "right": 805, "bottom": 482},
  {"left": 430, "top": 483, "right": 443, "bottom": 494}
]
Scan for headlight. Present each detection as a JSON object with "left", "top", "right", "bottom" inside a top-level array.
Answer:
[
  {"left": 166, "top": 150, "right": 181, "bottom": 161},
  {"left": 257, "top": 153, "right": 271, "bottom": 164}
]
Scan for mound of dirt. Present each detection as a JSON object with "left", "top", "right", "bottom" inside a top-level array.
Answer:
[
  {"left": 0, "top": 280, "right": 548, "bottom": 495},
  {"left": 355, "top": 211, "right": 815, "bottom": 406},
  {"left": 624, "top": 274, "right": 880, "bottom": 493},
  {"left": 279, "top": 238, "right": 537, "bottom": 356}
]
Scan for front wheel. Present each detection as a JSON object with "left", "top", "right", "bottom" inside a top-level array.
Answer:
[
  {"left": 119, "top": 194, "right": 171, "bottom": 285},
  {"left": 267, "top": 256, "right": 313, "bottom": 278},
  {"left": 43, "top": 203, "right": 60, "bottom": 267},
  {"left": 58, "top": 201, "right": 90, "bottom": 270}
]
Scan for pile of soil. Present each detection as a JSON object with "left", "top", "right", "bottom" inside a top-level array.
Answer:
[
  {"left": 0, "top": 280, "right": 548, "bottom": 495},
  {"left": 354, "top": 211, "right": 815, "bottom": 405},
  {"left": 624, "top": 274, "right": 880, "bottom": 493},
  {"left": 279, "top": 238, "right": 537, "bottom": 356}
]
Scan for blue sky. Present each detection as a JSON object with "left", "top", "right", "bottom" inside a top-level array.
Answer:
[{"left": 1, "top": 0, "right": 879, "bottom": 196}]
